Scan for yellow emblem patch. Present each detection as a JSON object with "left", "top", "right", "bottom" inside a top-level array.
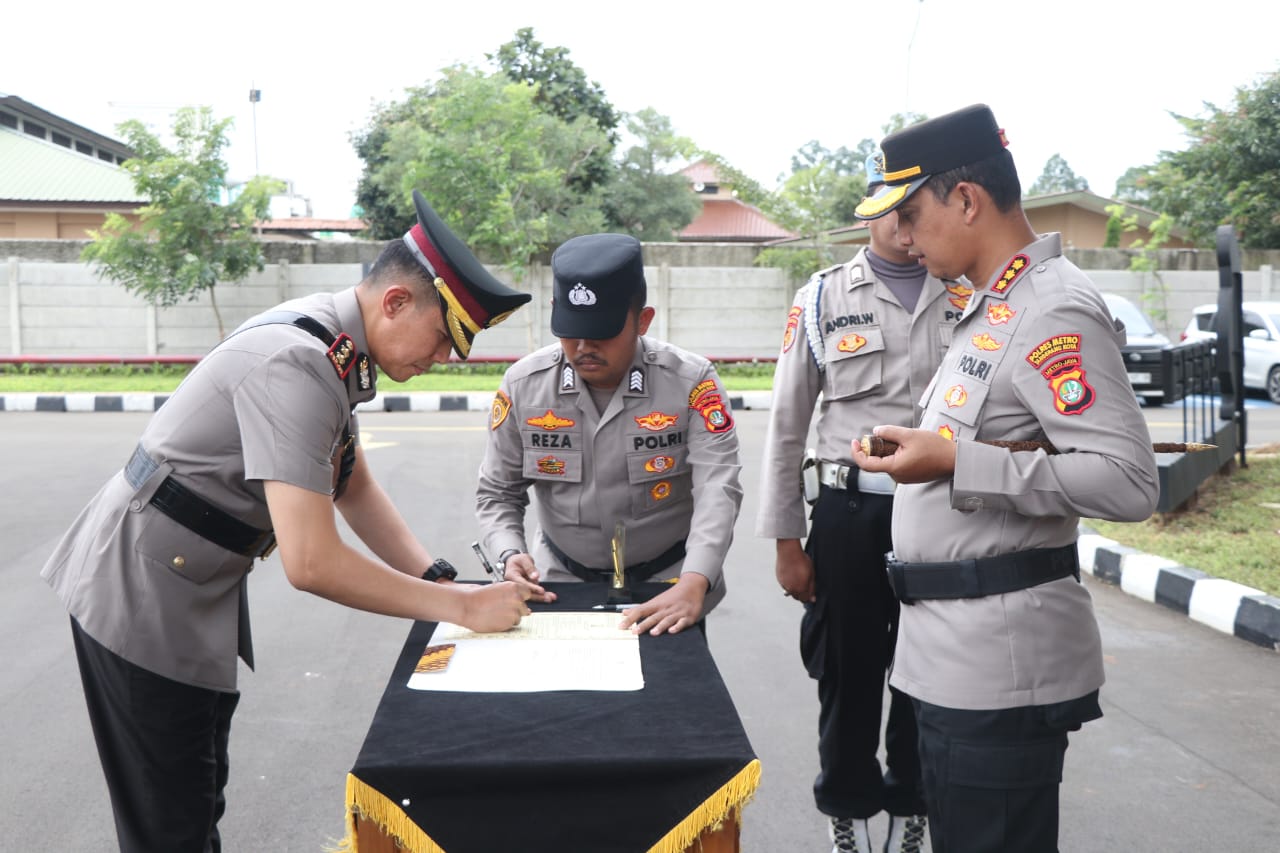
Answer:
[
  {"left": 635, "top": 411, "right": 679, "bottom": 432},
  {"left": 836, "top": 333, "right": 867, "bottom": 353},
  {"left": 971, "top": 333, "right": 1003, "bottom": 352},
  {"left": 526, "top": 410, "right": 576, "bottom": 431},
  {"left": 644, "top": 455, "right": 675, "bottom": 473},
  {"left": 536, "top": 455, "right": 566, "bottom": 475},
  {"left": 650, "top": 481, "right": 672, "bottom": 501}
]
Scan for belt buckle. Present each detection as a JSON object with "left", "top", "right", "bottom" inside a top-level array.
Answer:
[{"left": 255, "top": 533, "right": 278, "bottom": 561}]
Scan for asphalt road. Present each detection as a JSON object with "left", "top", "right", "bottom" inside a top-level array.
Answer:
[{"left": 3, "top": 405, "right": 1278, "bottom": 852}]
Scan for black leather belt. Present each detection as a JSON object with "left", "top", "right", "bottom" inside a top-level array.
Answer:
[
  {"left": 886, "top": 543, "right": 1079, "bottom": 605},
  {"left": 544, "top": 536, "right": 687, "bottom": 583},
  {"left": 125, "top": 445, "right": 276, "bottom": 559}
]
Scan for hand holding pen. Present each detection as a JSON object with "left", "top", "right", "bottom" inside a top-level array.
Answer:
[{"left": 472, "top": 541, "right": 557, "bottom": 603}]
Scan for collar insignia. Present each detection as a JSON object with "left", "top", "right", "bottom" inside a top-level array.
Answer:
[
  {"left": 560, "top": 365, "right": 576, "bottom": 391},
  {"left": 355, "top": 353, "right": 372, "bottom": 392},
  {"left": 628, "top": 367, "right": 645, "bottom": 393}
]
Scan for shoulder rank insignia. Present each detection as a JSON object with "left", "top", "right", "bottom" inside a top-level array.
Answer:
[
  {"left": 527, "top": 410, "right": 576, "bottom": 431},
  {"left": 490, "top": 390, "right": 512, "bottom": 430},
  {"left": 628, "top": 367, "right": 645, "bottom": 393},
  {"left": 635, "top": 411, "right": 679, "bottom": 432},
  {"left": 327, "top": 333, "right": 357, "bottom": 380},
  {"left": 560, "top": 365, "right": 576, "bottom": 391},
  {"left": 991, "top": 254, "right": 1030, "bottom": 295}
]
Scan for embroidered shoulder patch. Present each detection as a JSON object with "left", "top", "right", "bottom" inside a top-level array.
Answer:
[
  {"left": 991, "top": 254, "right": 1030, "bottom": 294},
  {"left": 1026, "top": 334, "right": 1082, "bottom": 368},
  {"left": 327, "top": 334, "right": 356, "bottom": 380},
  {"left": 490, "top": 390, "right": 512, "bottom": 430},
  {"left": 836, "top": 333, "right": 867, "bottom": 353},
  {"left": 688, "top": 379, "right": 718, "bottom": 408},
  {"left": 1042, "top": 356, "right": 1096, "bottom": 415},
  {"left": 782, "top": 305, "right": 803, "bottom": 353}
]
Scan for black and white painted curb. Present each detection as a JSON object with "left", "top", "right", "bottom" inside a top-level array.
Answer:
[
  {"left": 8, "top": 392, "right": 1274, "bottom": 652},
  {"left": 1078, "top": 531, "right": 1280, "bottom": 651},
  {"left": 0, "top": 391, "right": 774, "bottom": 414}
]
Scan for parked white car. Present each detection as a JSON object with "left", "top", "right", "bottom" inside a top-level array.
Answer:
[{"left": 1181, "top": 301, "right": 1280, "bottom": 403}]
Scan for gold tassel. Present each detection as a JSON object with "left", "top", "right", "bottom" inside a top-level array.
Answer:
[
  {"left": 646, "top": 759, "right": 762, "bottom": 853},
  {"left": 333, "top": 772, "right": 450, "bottom": 853}
]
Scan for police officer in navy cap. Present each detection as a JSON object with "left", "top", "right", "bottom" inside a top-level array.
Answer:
[
  {"left": 42, "top": 189, "right": 533, "bottom": 852},
  {"left": 850, "top": 104, "right": 1158, "bottom": 852},
  {"left": 476, "top": 233, "right": 744, "bottom": 635}
]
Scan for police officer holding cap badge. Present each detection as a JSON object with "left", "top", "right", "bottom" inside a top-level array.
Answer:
[
  {"left": 757, "top": 151, "right": 951, "bottom": 853},
  {"left": 850, "top": 105, "right": 1159, "bottom": 852},
  {"left": 42, "top": 190, "right": 534, "bottom": 853},
  {"left": 476, "top": 233, "right": 743, "bottom": 636}
]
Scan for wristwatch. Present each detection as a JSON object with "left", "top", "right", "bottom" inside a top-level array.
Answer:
[
  {"left": 497, "top": 549, "right": 521, "bottom": 568},
  {"left": 422, "top": 558, "right": 458, "bottom": 583}
]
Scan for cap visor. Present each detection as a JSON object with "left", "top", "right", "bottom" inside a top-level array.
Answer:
[
  {"left": 550, "top": 303, "right": 628, "bottom": 340},
  {"left": 854, "top": 176, "right": 930, "bottom": 220}
]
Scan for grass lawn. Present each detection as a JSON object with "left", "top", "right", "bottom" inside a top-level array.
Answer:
[
  {"left": 1086, "top": 449, "right": 1280, "bottom": 596},
  {"left": 0, "top": 362, "right": 778, "bottom": 393}
]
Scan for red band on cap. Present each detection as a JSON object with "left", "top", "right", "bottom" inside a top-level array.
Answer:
[{"left": 407, "top": 224, "right": 490, "bottom": 328}]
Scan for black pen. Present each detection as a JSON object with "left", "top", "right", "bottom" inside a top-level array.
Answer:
[
  {"left": 470, "top": 541, "right": 504, "bottom": 584},
  {"left": 591, "top": 604, "right": 638, "bottom": 612}
]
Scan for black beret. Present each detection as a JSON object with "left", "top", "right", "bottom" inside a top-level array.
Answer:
[
  {"left": 855, "top": 104, "right": 1009, "bottom": 220},
  {"left": 550, "top": 234, "right": 646, "bottom": 340}
]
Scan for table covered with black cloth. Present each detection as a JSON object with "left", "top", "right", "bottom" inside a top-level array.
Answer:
[{"left": 342, "top": 582, "right": 760, "bottom": 853}]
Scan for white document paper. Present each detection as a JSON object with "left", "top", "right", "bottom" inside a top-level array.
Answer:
[{"left": 407, "top": 612, "right": 643, "bottom": 692}]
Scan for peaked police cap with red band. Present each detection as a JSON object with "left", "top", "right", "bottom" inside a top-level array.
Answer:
[
  {"left": 402, "top": 190, "right": 531, "bottom": 359},
  {"left": 854, "top": 104, "right": 1009, "bottom": 221}
]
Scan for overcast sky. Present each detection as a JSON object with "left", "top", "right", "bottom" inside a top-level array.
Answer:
[{"left": 7, "top": 0, "right": 1278, "bottom": 219}]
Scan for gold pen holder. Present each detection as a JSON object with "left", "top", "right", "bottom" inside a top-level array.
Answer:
[{"left": 608, "top": 523, "right": 632, "bottom": 604}]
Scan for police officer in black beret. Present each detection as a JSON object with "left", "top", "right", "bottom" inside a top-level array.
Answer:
[{"left": 476, "top": 233, "right": 743, "bottom": 635}]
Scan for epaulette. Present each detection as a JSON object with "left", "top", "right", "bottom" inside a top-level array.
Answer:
[{"left": 500, "top": 344, "right": 563, "bottom": 384}]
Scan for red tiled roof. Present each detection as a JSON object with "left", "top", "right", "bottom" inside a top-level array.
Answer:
[
  {"left": 678, "top": 198, "right": 796, "bottom": 242},
  {"left": 679, "top": 160, "right": 720, "bottom": 185}
]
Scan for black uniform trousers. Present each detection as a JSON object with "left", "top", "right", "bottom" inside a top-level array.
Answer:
[
  {"left": 71, "top": 617, "right": 239, "bottom": 853},
  {"left": 911, "top": 691, "right": 1101, "bottom": 853},
  {"left": 801, "top": 484, "right": 925, "bottom": 819}
]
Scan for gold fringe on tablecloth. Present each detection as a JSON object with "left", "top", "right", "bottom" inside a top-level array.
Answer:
[
  {"left": 334, "top": 771, "right": 447, "bottom": 853},
  {"left": 645, "top": 758, "right": 762, "bottom": 853},
  {"left": 334, "top": 758, "right": 762, "bottom": 853}
]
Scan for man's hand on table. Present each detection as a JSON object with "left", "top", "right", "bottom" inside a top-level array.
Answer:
[{"left": 619, "top": 573, "right": 708, "bottom": 636}]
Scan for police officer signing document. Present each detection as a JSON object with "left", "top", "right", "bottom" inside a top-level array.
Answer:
[
  {"left": 758, "top": 152, "right": 947, "bottom": 853},
  {"left": 42, "top": 190, "right": 534, "bottom": 853},
  {"left": 851, "top": 106, "right": 1159, "bottom": 852},
  {"left": 476, "top": 233, "right": 743, "bottom": 636}
]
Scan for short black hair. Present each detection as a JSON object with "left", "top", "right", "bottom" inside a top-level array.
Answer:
[
  {"left": 926, "top": 149, "right": 1021, "bottom": 213},
  {"left": 364, "top": 239, "right": 445, "bottom": 312}
]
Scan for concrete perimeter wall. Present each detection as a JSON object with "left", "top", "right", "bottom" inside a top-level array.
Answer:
[{"left": 4, "top": 239, "right": 1279, "bottom": 360}]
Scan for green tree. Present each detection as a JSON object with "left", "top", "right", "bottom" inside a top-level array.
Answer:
[
  {"left": 1104, "top": 203, "right": 1176, "bottom": 324},
  {"left": 81, "top": 107, "right": 281, "bottom": 338},
  {"left": 603, "top": 108, "right": 701, "bottom": 240},
  {"left": 1028, "top": 153, "right": 1089, "bottom": 196},
  {"left": 1118, "top": 68, "right": 1280, "bottom": 248},
  {"left": 489, "top": 27, "right": 620, "bottom": 194},
  {"left": 354, "top": 66, "right": 610, "bottom": 270}
]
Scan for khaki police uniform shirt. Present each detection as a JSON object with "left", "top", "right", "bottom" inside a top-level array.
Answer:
[
  {"left": 888, "top": 233, "right": 1159, "bottom": 710},
  {"left": 755, "top": 248, "right": 964, "bottom": 539},
  {"left": 41, "top": 288, "right": 376, "bottom": 691},
  {"left": 475, "top": 337, "right": 743, "bottom": 613}
]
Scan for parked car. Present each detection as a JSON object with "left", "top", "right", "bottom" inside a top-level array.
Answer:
[
  {"left": 1181, "top": 301, "right": 1280, "bottom": 403},
  {"left": 1102, "top": 293, "right": 1172, "bottom": 405}
]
